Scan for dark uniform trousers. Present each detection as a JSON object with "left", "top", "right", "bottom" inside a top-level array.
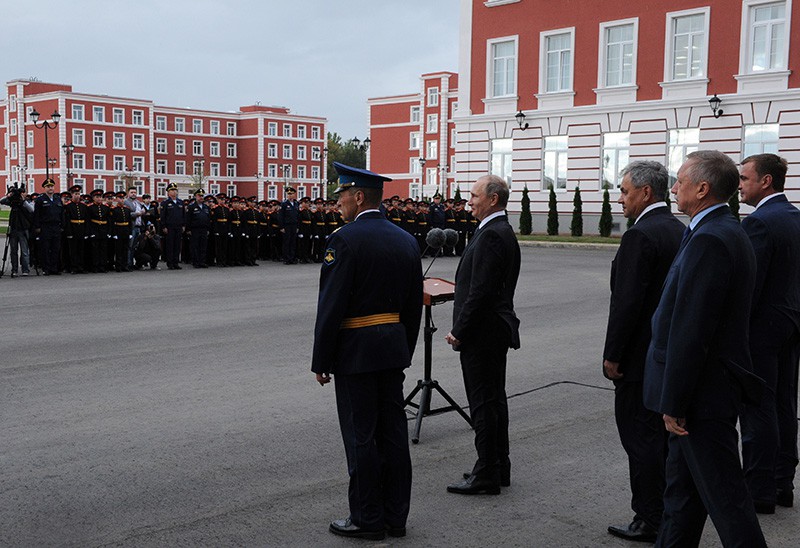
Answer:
[
  {"left": 165, "top": 228, "right": 182, "bottom": 267},
  {"left": 334, "top": 369, "right": 412, "bottom": 531},
  {"left": 190, "top": 228, "right": 209, "bottom": 266},
  {"left": 38, "top": 228, "right": 62, "bottom": 274},
  {"left": 282, "top": 224, "right": 298, "bottom": 263}
]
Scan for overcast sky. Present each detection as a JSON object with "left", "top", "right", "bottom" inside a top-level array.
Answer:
[{"left": 3, "top": 0, "right": 460, "bottom": 139}]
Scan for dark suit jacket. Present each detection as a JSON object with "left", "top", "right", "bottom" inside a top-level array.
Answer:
[
  {"left": 603, "top": 206, "right": 685, "bottom": 382},
  {"left": 451, "top": 214, "right": 521, "bottom": 349},
  {"left": 644, "top": 205, "right": 759, "bottom": 418},
  {"left": 311, "top": 211, "right": 423, "bottom": 376},
  {"left": 742, "top": 194, "right": 800, "bottom": 339}
]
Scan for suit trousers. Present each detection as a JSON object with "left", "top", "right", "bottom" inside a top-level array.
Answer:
[
  {"left": 334, "top": 368, "right": 412, "bottom": 531},
  {"left": 282, "top": 225, "right": 298, "bottom": 262},
  {"left": 459, "top": 317, "right": 511, "bottom": 480},
  {"left": 614, "top": 381, "right": 667, "bottom": 529},
  {"left": 190, "top": 228, "right": 209, "bottom": 266},
  {"left": 164, "top": 227, "right": 182, "bottom": 266},
  {"left": 657, "top": 415, "right": 766, "bottom": 548},
  {"left": 37, "top": 229, "right": 61, "bottom": 274}
]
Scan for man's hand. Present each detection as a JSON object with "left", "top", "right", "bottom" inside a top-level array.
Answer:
[
  {"left": 603, "top": 359, "right": 624, "bottom": 380},
  {"left": 316, "top": 373, "right": 331, "bottom": 386},
  {"left": 663, "top": 414, "right": 688, "bottom": 436},
  {"left": 444, "top": 332, "right": 460, "bottom": 349}
]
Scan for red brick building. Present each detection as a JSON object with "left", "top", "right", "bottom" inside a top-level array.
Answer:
[
  {"left": 368, "top": 72, "right": 458, "bottom": 199},
  {"left": 1, "top": 79, "right": 327, "bottom": 201},
  {"left": 455, "top": 0, "right": 800, "bottom": 232}
]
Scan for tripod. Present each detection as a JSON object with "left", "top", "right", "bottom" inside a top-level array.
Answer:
[{"left": 404, "top": 277, "right": 472, "bottom": 443}]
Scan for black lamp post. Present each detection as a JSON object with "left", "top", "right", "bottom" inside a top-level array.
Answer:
[
  {"left": 30, "top": 108, "right": 61, "bottom": 182},
  {"left": 419, "top": 157, "right": 427, "bottom": 192},
  {"left": 708, "top": 94, "right": 723, "bottom": 119},
  {"left": 439, "top": 163, "right": 449, "bottom": 198},
  {"left": 515, "top": 110, "right": 529, "bottom": 131},
  {"left": 14, "top": 164, "right": 28, "bottom": 189},
  {"left": 317, "top": 146, "right": 328, "bottom": 198},
  {"left": 62, "top": 144, "right": 75, "bottom": 187}
]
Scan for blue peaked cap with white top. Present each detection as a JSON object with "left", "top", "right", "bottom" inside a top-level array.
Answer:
[{"left": 332, "top": 162, "right": 392, "bottom": 194}]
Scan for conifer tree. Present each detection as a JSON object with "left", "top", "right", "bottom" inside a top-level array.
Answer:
[
  {"left": 570, "top": 186, "right": 583, "bottom": 237},
  {"left": 547, "top": 185, "right": 559, "bottom": 236},
  {"left": 519, "top": 185, "right": 532, "bottom": 235}
]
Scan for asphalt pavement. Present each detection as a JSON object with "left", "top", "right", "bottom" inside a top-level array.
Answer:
[{"left": 1, "top": 245, "right": 797, "bottom": 547}]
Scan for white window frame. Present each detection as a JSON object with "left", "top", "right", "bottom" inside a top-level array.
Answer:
[
  {"left": 210, "top": 142, "right": 220, "bottom": 157},
  {"left": 156, "top": 116, "right": 167, "bottom": 131},
  {"left": 156, "top": 160, "right": 167, "bottom": 174},
  {"left": 486, "top": 35, "right": 518, "bottom": 99},
  {"left": 298, "top": 165, "right": 307, "bottom": 179},
  {"left": 311, "top": 126, "right": 320, "bottom": 140},
  {"left": 176, "top": 140, "right": 185, "bottom": 155},
  {"left": 227, "top": 142, "right": 237, "bottom": 158},
  {"left": 227, "top": 122, "right": 236, "bottom": 136},
  {"left": 26, "top": 130, "right": 34, "bottom": 147},
  {"left": 268, "top": 164, "right": 277, "bottom": 177},
  {"left": 113, "top": 132, "right": 125, "bottom": 149},
  {"left": 298, "top": 145, "right": 307, "bottom": 160},
  {"left": 175, "top": 161, "right": 186, "bottom": 175},
  {"left": 268, "top": 143, "right": 278, "bottom": 158},
  {"left": 175, "top": 118, "right": 185, "bottom": 132},
  {"left": 409, "top": 183, "right": 421, "bottom": 200},
  {"left": 157, "top": 181, "right": 167, "bottom": 198},
  {"left": 210, "top": 163, "right": 220, "bottom": 177},
  {"left": 664, "top": 7, "right": 710, "bottom": 82},
  {"left": 427, "top": 140, "right": 438, "bottom": 160},
  {"left": 411, "top": 105, "right": 421, "bottom": 123},
  {"left": 132, "top": 110, "right": 144, "bottom": 126},
  {"left": 598, "top": 19, "right": 639, "bottom": 88},
  {"left": 114, "top": 179, "right": 126, "bottom": 193},
  {"left": 113, "top": 108, "right": 124, "bottom": 124},
  {"left": 193, "top": 140, "right": 203, "bottom": 156},
  {"left": 410, "top": 132, "right": 421, "bottom": 150},
  {"left": 193, "top": 119, "right": 202, "bottom": 134},
  {"left": 132, "top": 157, "right": 144, "bottom": 172},
  {"left": 601, "top": 132, "right": 631, "bottom": 189},
  {"left": 742, "top": 123, "right": 780, "bottom": 157},
  {"left": 268, "top": 122, "right": 277, "bottom": 136},
  {"left": 71, "top": 104, "right": 85, "bottom": 121},
  {"left": 268, "top": 185, "right": 277, "bottom": 200},
  {"left": 740, "top": 0, "right": 792, "bottom": 74},
  {"left": 72, "top": 128, "right": 85, "bottom": 147},
  {"left": 542, "top": 135, "right": 568, "bottom": 190},
  {"left": 156, "top": 138, "right": 167, "bottom": 154},
  {"left": 10, "top": 142, "right": 18, "bottom": 159},
  {"left": 540, "top": 27, "right": 576, "bottom": 94},
  {"left": 132, "top": 134, "right": 144, "bottom": 151},
  {"left": 93, "top": 130, "right": 106, "bottom": 148},
  {"left": 210, "top": 120, "right": 220, "bottom": 135},
  {"left": 94, "top": 179, "right": 107, "bottom": 192},
  {"left": 93, "top": 154, "right": 106, "bottom": 171},
  {"left": 427, "top": 87, "right": 440, "bottom": 107},
  {"left": 667, "top": 128, "right": 700, "bottom": 179},
  {"left": 113, "top": 155, "right": 125, "bottom": 172},
  {"left": 93, "top": 105, "right": 105, "bottom": 122},
  {"left": 283, "top": 123, "right": 292, "bottom": 138},
  {"left": 10, "top": 118, "right": 17, "bottom": 135},
  {"left": 73, "top": 153, "right": 86, "bottom": 170},
  {"left": 427, "top": 114, "right": 438, "bottom": 134},
  {"left": 227, "top": 164, "right": 237, "bottom": 177},
  {"left": 298, "top": 125, "right": 306, "bottom": 138},
  {"left": 282, "top": 144, "right": 292, "bottom": 159},
  {"left": 209, "top": 183, "right": 221, "bottom": 195}
]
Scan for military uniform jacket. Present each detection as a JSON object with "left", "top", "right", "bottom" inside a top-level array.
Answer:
[
  {"left": 109, "top": 205, "right": 133, "bottom": 238},
  {"left": 402, "top": 209, "right": 416, "bottom": 234},
  {"left": 387, "top": 207, "right": 402, "bottom": 226},
  {"left": 430, "top": 203, "right": 445, "bottom": 228},
  {"left": 279, "top": 199, "right": 299, "bottom": 227},
  {"left": 241, "top": 207, "right": 258, "bottom": 236},
  {"left": 160, "top": 197, "right": 185, "bottom": 228},
  {"left": 299, "top": 208, "right": 313, "bottom": 236},
  {"left": 33, "top": 194, "right": 64, "bottom": 232},
  {"left": 211, "top": 204, "right": 230, "bottom": 235},
  {"left": 312, "top": 209, "right": 327, "bottom": 238},
  {"left": 229, "top": 208, "right": 244, "bottom": 236},
  {"left": 311, "top": 210, "right": 423, "bottom": 376},
  {"left": 64, "top": 201, "right": 89, "bottom": 236},
  {"left": 87, "top": 203, "right": 111, "bottom": 237},
  {"left": 186, "top": 202, "right": 211, "bottom": 230}
]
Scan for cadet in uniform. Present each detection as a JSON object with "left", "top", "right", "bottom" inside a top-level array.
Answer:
[
  {"left": 87, "top": 189, "right": 111, "bottom": 272},
  {"left": 64, "top": 185, "right": 88, "bottom": 273},
  {"left": 242, "top": 196, "right": 259, "bottom": 266},
  {"left": 312, "top": 197, "right": 327, "bottom": 263},
  {"left": 298, "top": 196, "right": 313, "bottom": 264},
  {"left": 160, "top": 183, "right": 185, "bottom": 270},
  {"left": 454, "top": 199, "right": 468, "bottom": 256},
  {"left": 110, "top": 191, "right": 133, "bottom": 271},
  {"left": 211, "top": 193, "right": 230, "bottom": 267},
  {"left": 279, "top": 187, "right": 300, "bottom": 264},
  {"left": 312, "top": 162, "right": 422, "bottom": 541}
]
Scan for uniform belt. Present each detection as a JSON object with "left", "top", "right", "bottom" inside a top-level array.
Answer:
[
  {"left": 446, "top": 219, "right": 455, "bottom": 222},
  {"left": 115, "top": 222, "right": 130, "bottom": 226},
  {"left": 231, "top": 220, "right": 241, "bottom": 224},
  {"left": 316, "top": 222, "right": 326, "bottom": 226},
  {"left": 91, "top": 219, "right": 107, "bottom": 225},
  {"left": 70, "top": 220, "right": 85, "bottom": 224},
  {"left": 340, "top": 313, "right": 401, "bottom": 329},
  {"left": 418, "top": 222, "right": 427, "bottom": 225},
  {"left": 301, "top": 220, "right": 312, "bottom": 224},
  {"left": 215, "top": 219, "right": 228, "bottom": 222},
  {"left": 247, "top": 220, "right": 258, "bottom": 224}
]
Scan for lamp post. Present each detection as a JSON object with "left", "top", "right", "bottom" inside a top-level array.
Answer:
[
  {"left": 14, "top": 164, "right": 28, "bottom": 190},
  {"left": 254, "top": 172, "right": 262, "bottom": 201},
  {"left": 317, "top": 146, "right": 328, "bottom": 199},
  {"left": 439, "top": 163, "right": 449, "bottom": 199},
  {"left": 282, "top": 164, "right": 290, "bottom": 197},
  {"left": 62, "top": 144, "right": 75, "bottom": 187},
  {"left": 30, "top": 108, "right": 61, "bottom": 182},
  {"left": 419, "top": 157, "right": 427, "bottom": 196},
  {"left": 708, "top": 94, "right": 723, "bottom": 119}
]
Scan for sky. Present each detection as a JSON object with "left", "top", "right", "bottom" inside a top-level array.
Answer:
[{"left": 2, "top": 0, "right": 461, "bottom": 140}]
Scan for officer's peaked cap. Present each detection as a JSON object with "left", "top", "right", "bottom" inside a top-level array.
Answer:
[{"left": 332, "top": 162, "right": 392, "bottom": 195}]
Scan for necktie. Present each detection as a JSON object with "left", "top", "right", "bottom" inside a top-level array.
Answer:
[{"left": 679, "top": 226, "right": 691, "bottom": 251}]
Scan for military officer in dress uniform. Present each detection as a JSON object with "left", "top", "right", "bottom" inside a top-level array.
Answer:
[
  {"left": 110, "top": 191, "right": 133, "bottom": 272},
  {"left": 160, "top": 183, "right": 185, "bottom": 270},
  {"left": 279, "top": 187, "right": 300, "bottom": 264},
  {"left": 64, "top": 185, "right": 88, "bottom": 273},
  {"left": 454, "top": 199, "right": 468, "bottom": 256},
  {"left": 211, "top": 193, "right": 230, "bottom": 267},
  {"left": 186, "top": 188, "right": 211, "bottom": 268},
  {"left": 443, "top": 198, "right": 456, "bottom": 256},
  {"left": 312, "top": 162, "right": 422, "bottom": 541},
  {"left": 86, "top": 189, "right": 111, "bottom": 272},
  {"left": 312, "top": 197, "right": 327, "bottom": 263},
  {"left": 242, "top": 196, "right": 260, "bottom": 266},
  {"left": 268, "top": 200, "right": 283, "bottom": 262},
  {"left": 297, "top": 196, "right": 313, "bottom": 264},
  {"left": 32, "top": 178, "right": 65, "bottom": 275}
]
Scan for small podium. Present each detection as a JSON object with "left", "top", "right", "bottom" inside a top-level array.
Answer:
[{"left": 405, "top": 277, "right": 472, "bottom": 443}]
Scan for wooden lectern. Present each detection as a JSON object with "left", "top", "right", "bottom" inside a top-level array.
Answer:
[{"left": 405, "top": 277, "right": 472, "bottom": 443}]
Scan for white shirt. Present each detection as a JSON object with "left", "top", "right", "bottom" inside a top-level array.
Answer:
[
  {"left": 478, "top": 210, "right": 506, "bottom": 230},
  {"left": 755, "top": 192, "right": 784, "bottom": 210},
  {"left": 355, "top": 208, "right": 380, "bottom": 221},
  {"left": 634, "top": 202, "right": 667, "bottom": 225},
  {"left": 689, "top": 202, "right": 727, "bottom": 231}
]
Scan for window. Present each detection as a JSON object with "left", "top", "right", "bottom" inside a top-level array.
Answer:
[
  {"left": 409, "top": 183, "right": 421, "bottom": 200},
  {"left": 283, "top": 123, "right": 292, "bottom": 137},
  {"left": 743, "top": 124, "right": 780, "bottom": 157},
  {"left": 132, "top": 134, "right": 144, "bottom": 150},
  {"left": 73, "top": 153, "right": 86, "bottom": 170},
  {"left": 298, "top": 125, "right": 306, "bottom": 138},
  {"left": 410, "top": 132, "right": 421, "bottom": 150},
  {"left": 227, "top": 164, "right": 237, "bottom": 177},
  {"left": 175, "top": 118, "right": 185, "bottom": 132},
  {"left": 176, "top": 140, "right": 185, "bottom": 155},
  {"left": 10, "top": 118, "right": 16, "bottom": 135},
  {"left": 156, "top": 138, "right": 167, "bottom": 154},
  {"left": 411, "top": 106, "right": 421, "bottom": 123},
  {"left": 312, "top": 186, "right": 320, "bottom": 200},
  {"left": 410, "top": 158, "right": 422, "bottom": 174},
  {"left": 157, "top": 181, "right": 167, "bottom": 197},
  {"left": 209, "top": 183, "right": 220, "bottom": 195},
  {"left": 132, "top": 110, "right": 144, "bottom": 125},
  {"left": 27, "top": 154, "right": 35, "bottom": 170},
  {"left": 667, "top": 128, "right": 700, "bottom": 178},
  {"left": 748, "top": 1, "right": 788, "bottom": 71},
  {"left": 311, "top": 126, "right": 320, "bottom": 140},
  {"left": 226, "top": 184, "right": 238, "bottom": 197},
  {"left": 93, "top": 106, "right": 105, "bottom": 122},
  {"left": 72, "top": 179, "right": 85, "bottom": 192},
  {"left": 268, "top": 122, "right": 277, "bottom": 136},
  {"left": 156, "top": 160, "right": 167, "bottom": 174},
  {"left": 132, "top": 157, "right": 144, "bottom": 172},
  {"left": 9, "top": 95, "right": 16, "bottom": 112},
  {"left": 451, "top": 102, "right": 459, "bottom": 118},
  {"left": 72, "top": 104, "right": 85, "bottom": 120},
  {"left": 451, "top": 128, "right": 457, "bottom": 146},
  {"left": 156, "top": 116, "right": 167, "bottom": 131},
  {"left": 602, "top": 22, "right": 636, "bottom": 87},
  {"left": 427, "top": 140, "right": 438, "bottom": 160},
  {"left": 93, "top": 131, "right": 106, "bottom": 148},
  {"left": 491, "top": 138, "right": 514, "bottom": 186},
  {"left": 93, "top": 154, "right": 106, "bottom": 170},
  {"left": 311, "top": 166, "right": 320, "bottom": 180},
  {"left": 282, "top": 144, "right": 292, "bottom": 159},
  {"left": 297, "top": 185, "right": 307, "bottom": 199},
  {"left": 282, "top": 165, "right": 292, "bottom": 178},
  {"left": 94, "top": 179, "right": 107, "bottom": 192},
  {"left": 312, "top": 146, "right": 321, "bottom": 160},
  {"left": 227, "top": 122, "right": 236, "bottom": 136},
  {"left": 427, "top": 168, "right": 438, "bottom": 189},
  {"left": 113, "top": 132, "right": 125, "bottom": 149},
  {"left": 210, "top": 142, "right": 220, "bottom": 157},
  {"left": 268, "top": 185, "right": 277, "bottom": 200},
  {"left": 427, "top": 87, "right": 439, "bottom": 106},
  {"left": 27, "top": 130, "right": 34, "bottom": 147},
  {"left": 543, "top": 30, "right": 574, "bottom": 92},
  {"left": 210, "top": 120, "right": 220, "bottom": 135},
  {"left": 175, "top": 161, "right": 186, "bottom": 175},
  {"left": 227, "top": 142, "right": 237, "bottom": 158},
  {"left": 268, "top": 143, "right": 277, "bottom": 158},
  {"left": 114, "top": 156, "right": 125, "bottom": 171},
  {"left": 298, "top": 145, "right": 307, "bottom": 160},
  {"left": 268, "top": 164, "right": 277, "bottom": 177},
  {"left": 10, "top": 142, "right": 17, "bottom": 159},
  {"left": 193, "top": 140, "right": 203, "bottom": 156},
  {"left": 667, "top": 11, "right": 708, "bottom": 80},
  {"left": 72, "top": 129, "right": 85, "bottom": 146},
  {"left": 193, "top": 119, "right": 202, "bottom": 133},
  {"left": 298, "top": 166, "right": 307, "bottom": 179},
  {"left": 113, "top": 108, "right": 124, "bottom": 124},
  {"left": 114, "top": 180, "right": 126, "bottom": 193},
  {"left": 489, "top": 38, "right": 517, "bottom": 97},
  {"left": 543, "top": 136, "right": 568, "bottom": 189},
  {"left": 427, "top": 114, "right": 438, "bottom": 133},
  {"left": 133, "top": 180, "right": 144, "bottom": 195},
  {"left": 601, "top": 132, "right": 630, "bottom": 189},
  {"left": 210, "top": 163, "right": 220, "bottom": 177}
]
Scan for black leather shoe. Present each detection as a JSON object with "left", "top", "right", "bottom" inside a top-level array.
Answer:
[
  {"left": 607, "top": 519, "right": 658, "bottom": 543},
  {"left": 386, "top": 525, "right": 406, "bottom": 538},
  {"left": 753, "top": 500, "right": 776, "bottom": 514},
  {"left": 329, "top": 517, "right": 385, "bottom": 540},
  {"left": 776, "top": 488, "right": 793, "bottom": 508},
  {"left": 447, "top": 474, "right": 500, "bottom": 495},
  {"left": 464, "top": 467, "right": 511, "bottom": 487}
]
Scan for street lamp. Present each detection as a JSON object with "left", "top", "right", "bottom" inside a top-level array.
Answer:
[
  {"left": 317, "top": 146, "right": 328, "bottom": 199},
  {"left": 14, "top": 164, "right": 28, "bottom": 189},
  {"left": 62, "top": 144, "right": 75, "bottom": 187},
  {"left": 439, "top": 163, "right": 449, "bottom": 198},
  {"left": 419, "top": 157, "right": 427, "bottom": 194},
  {"left": 30, "top": 108, "right": 61, "bottom": 182}
]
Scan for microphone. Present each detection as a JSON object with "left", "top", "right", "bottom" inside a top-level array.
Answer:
[
  {"left": 422, "top": 228, "right": 450, "bottom": 278},
  {"left": 443, "top": 228, "right": 459, "bottom": 248}
]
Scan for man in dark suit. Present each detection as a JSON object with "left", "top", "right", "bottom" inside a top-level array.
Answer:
[
  {"left": 603, "top": 161, "right": 685, "bottom": 542},
  {"left": 445, "top": 174, "right": 521, "bottom": 495},
  {"left": 32, "top": 178, "right": 65, "bottom": 275},
  {"left": 739, "top": 153, "right": 800, "bottom": 512},
  {"left": 311, "top": 162, "right": 423, "bottom": 541},
  {"left": 643, "top": 150, "right": 766, "bottom": 547}
]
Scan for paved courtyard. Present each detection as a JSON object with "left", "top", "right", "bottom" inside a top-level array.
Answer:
[{"left": 1, "top": 245, "right": 797, "bottom": 547}]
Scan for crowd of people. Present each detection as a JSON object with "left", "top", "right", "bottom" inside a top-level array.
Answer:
[{"left": 1, "top": 181, "right": 478, "bottom": 277}]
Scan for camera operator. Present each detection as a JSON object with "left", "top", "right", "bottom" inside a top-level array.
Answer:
[
  {"left": 1, "top": 185, "right": 34, "bottom": 277},
  {"left": 132, "top": 223, "right": 161, "bottom": 270}
]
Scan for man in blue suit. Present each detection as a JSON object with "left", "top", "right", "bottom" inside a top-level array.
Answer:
[
  {"left": 643, "top": 150, "right": 766, "bottom": 547},
  {"left": 739, "top": 153, "right": 800, "bottom": 513},
  {"left": 311, "top": 162, "right": 423, "bottom": 541}
]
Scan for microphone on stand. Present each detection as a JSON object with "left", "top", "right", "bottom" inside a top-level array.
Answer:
[
  {"left": 422, "top": 228, "right": 446, "bottom": 278},
  {"left": 443, "top": 228, "right": 459, "bottom": 249}
]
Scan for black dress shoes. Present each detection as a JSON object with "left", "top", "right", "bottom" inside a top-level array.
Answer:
[
  {"left": 607, "top": 518, "right": 658, "bottom": 543},
  {"left": 753, "top": 499, "right": 776, "bottom": 514},
  {"left": 447, "top": 474, "right": 501, "bottom": 495},
  {"left": 329, "top": 517, "right": 385, "bottom": 540},
  {"left": 386, "top": 525, "right": 406, "bottom": 538},
  {"left": 776, "top": 488, "right": 793, "bottom": 508},
  {"left": 463, "top": 466, "right": 511, "bottom": 487}
]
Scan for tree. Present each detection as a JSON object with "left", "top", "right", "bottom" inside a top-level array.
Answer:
[
  {"left": 325, "top": 132, "right": 369, "bottom": 194},
  {"left": 186, "top": 161, "right": 208, "bottom": 193},
  {"left": 547, "top": 185, "right": 559, "bottom": 236},
  {"left": 519, "top": 185, "right": 532, "bottom": 235},
  {"left": 728, "top": 190, "right": 741, "bottom": 221},
  {"left": 570, "top": 186, "right": 583, "bottom": 237},
  {"left": 599, "top": 187, "right": 613, "bottom": 237},
  {"left": 454, "top": 186, "right": 462, "bottom": 201}
]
